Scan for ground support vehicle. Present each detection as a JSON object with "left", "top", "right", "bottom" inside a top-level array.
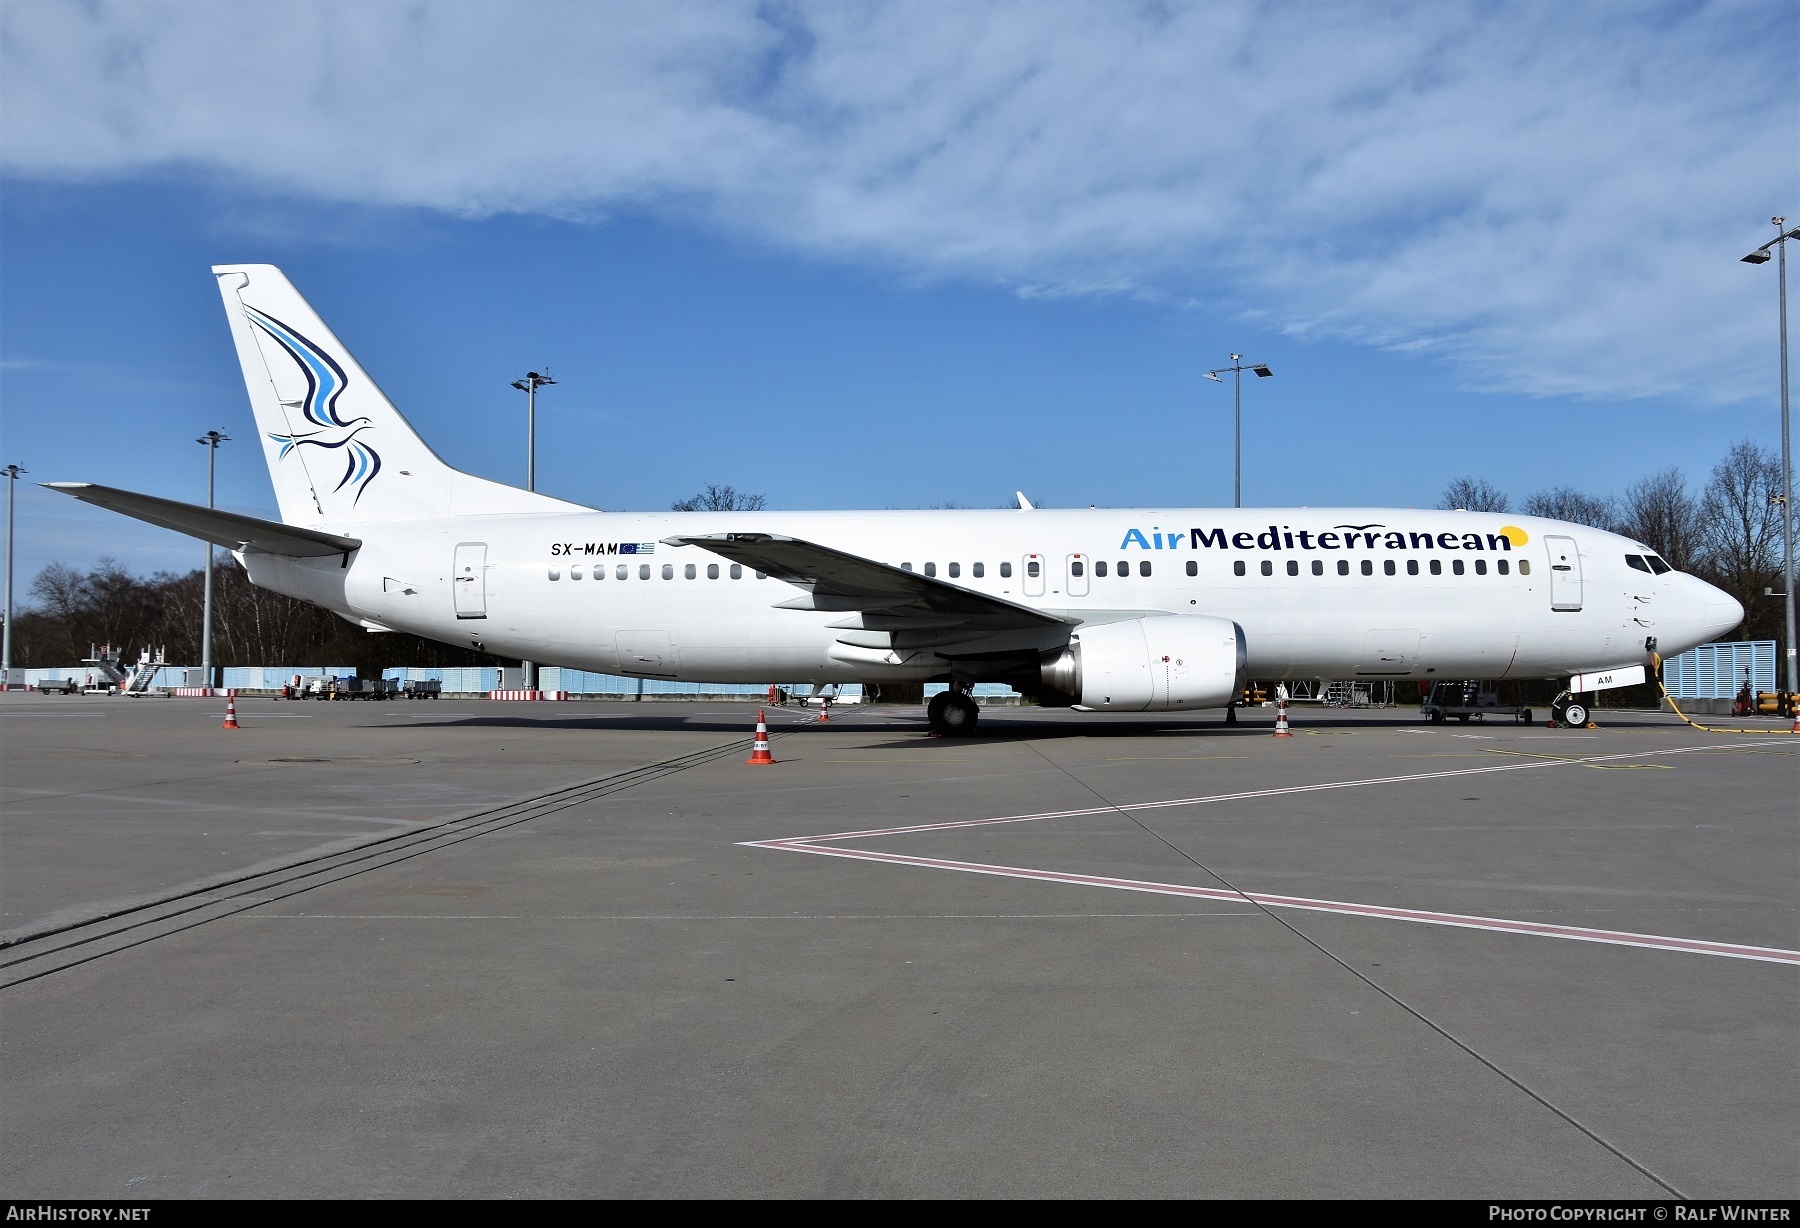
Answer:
[
  {"left": 32, "top": 678, "right": 80, "bottom": 695},
  {"left": 1421, "top": 680, "right": 1533, "bottom": 725},
  {"left": 402, "top": 679, "right": 441, "bottom": 699}
]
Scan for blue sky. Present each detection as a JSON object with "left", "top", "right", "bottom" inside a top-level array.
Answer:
[{"left": 1, "top": 0, "right": 1795, "bottom": 584}]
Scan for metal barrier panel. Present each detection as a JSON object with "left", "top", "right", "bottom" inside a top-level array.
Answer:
[{"left": 1664, "top": 641, "right": 1776, "bottom": 698}]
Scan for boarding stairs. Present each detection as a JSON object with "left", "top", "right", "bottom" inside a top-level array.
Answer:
[
  {"left": 124, "top": 646, "right": 166, "bottom": 694},
  {"left": 81, "top": 644, "right": 130, "bottom": 691}
]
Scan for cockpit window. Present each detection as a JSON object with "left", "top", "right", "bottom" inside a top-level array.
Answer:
[
  {"left": 1646, "top": 556, "right": 1672, "bottom": 574},
  {"left": 1625, "top": 555, "right": 1652, "bottom": 573}
]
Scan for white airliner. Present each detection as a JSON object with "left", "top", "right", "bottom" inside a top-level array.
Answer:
[{"left": 50, "top": 265, "right": 1743, "bottom": 734}]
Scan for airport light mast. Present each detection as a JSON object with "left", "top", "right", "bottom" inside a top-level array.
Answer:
[
  {"left": 511, "top": 371, "right": 555, "bottom": 692},
  {"left": 2, "top": 463, "right": 24, "bottom": 684},
  {"left": 1742, "top": 217, "right": 1800, "bottom": 697},
  {"left": 1204, "top": 354, "right": 1274, "bottom": 508},
  {"left": 197, "top": 432, "right": 229, "bottom": 689}
]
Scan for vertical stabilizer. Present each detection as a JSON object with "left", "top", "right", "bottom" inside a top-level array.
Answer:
[{"left": 213, "top": 264, "right": 583, "bottom": 526}]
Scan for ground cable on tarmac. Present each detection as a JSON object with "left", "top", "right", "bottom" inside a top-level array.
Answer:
[{"left": 1652, "top": 654, "right": 1797, "bottom": 735}]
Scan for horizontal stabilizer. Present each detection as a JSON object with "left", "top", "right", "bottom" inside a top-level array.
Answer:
[
  {"left": 44, "top": 483, "right": 362, "bottom": 557},
  {"left": 663, "top": 531, "right": 1070, "bottom": 631}
]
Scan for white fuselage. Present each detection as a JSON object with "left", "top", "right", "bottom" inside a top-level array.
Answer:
[{"left": 241, "top": 506, "right": 1743, "bottom": 688}]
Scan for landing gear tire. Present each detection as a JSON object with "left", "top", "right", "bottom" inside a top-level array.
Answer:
[
  {"left": 1562, "top": 701, "right": 1588, "bottom": 728},
  {"left": 1429, "top": 710, "right": 1446, "bottom": 724},
  {"left": 928, "top": 691, "right": 980, "bottom": 737}
]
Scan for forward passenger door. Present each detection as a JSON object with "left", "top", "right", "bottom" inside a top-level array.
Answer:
[{"left": 1545, "top": 535, "right": 1583, "bottom": 611}]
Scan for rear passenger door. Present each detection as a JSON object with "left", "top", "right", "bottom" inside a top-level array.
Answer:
[{"left": 453, "top": 542, "right": 487, "bottom": 619}]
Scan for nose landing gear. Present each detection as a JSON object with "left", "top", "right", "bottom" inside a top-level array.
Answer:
[{"left": 927, "top": 686, "right": 981, "bottom": 736}]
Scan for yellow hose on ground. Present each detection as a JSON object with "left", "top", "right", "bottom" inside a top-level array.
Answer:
[{"left": 1652, "top": 654, "right": 1798, "bottom": 735}]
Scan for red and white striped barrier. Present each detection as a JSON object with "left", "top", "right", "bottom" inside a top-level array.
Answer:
[
  {"left": 486, "top": 690, "right": 567, "bottom": 701},
  {"left": 171, "top": 687, "right": 232, "bottom": 698}
]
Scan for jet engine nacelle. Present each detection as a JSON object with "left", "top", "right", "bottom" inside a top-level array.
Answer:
[{"left": 1040, "top": 615, "right": 1246, "bottom": 711}]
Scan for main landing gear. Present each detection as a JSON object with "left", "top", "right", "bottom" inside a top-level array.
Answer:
[{"left": 927, "top": 687, "right": 981, "bottom": 737}]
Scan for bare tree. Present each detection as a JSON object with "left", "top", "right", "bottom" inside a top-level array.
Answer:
[
  {"left": 1439, "top": 478, "right": 1511, "bottom": 513},
  {"left": 1522, "top": 487, "right": 1617, "bottom": 530},
  {"left": 1698, "top": 441, "right": 1783, "bottom": 640},
  {"left": 670, "top": 484, "right": 767, "bottom": 512},
  {"left": 1616, "top": 467, "right": 1703, "bottom": 572}
]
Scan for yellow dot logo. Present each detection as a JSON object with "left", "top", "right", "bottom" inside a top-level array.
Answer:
[{"left": 1498, "top": 525, "right": 1529, "bottom": 547}]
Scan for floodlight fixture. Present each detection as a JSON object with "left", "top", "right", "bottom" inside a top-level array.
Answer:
[
  {"left": 1741, "top": 215, "right": 1798, "bottom": 694},
  {"left": 1203, "top": 354, "right": 1275, "bottom": 508}
]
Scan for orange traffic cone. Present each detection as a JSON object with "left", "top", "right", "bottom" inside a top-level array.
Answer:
[
  {"left": 817, "top": 700, "right": 830, "bottom": 723},
  {"left": 222, "top": 693, "right": 240, "bottom": 731},
  {"left": 1272, "top": 695, "right": 1292, "bottom": 738},
  {"left": 746, "top": 709, "right": 777, "bottom": 765}
]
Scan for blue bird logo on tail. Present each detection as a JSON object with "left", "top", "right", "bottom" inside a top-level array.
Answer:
[{"left": 244, "top": 306, "right": 380, "bottom": 504}]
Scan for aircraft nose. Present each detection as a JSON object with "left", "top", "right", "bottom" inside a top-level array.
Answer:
[{"left": 1699, "top": 580, "right": 1744, "bottom": 640}]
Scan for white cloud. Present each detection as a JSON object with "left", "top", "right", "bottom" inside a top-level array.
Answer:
[{"left": 3, "top": 0, "right": 1793, "bottom": 402}]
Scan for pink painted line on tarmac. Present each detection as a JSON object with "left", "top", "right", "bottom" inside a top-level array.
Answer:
[{"left": 742, "top": 839, "right": 1800, "bottom": 965}]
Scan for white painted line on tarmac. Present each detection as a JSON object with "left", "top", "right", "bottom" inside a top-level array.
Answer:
[
  {"left": 742, "top": 840, "right": 1800, "bottom": 965},
  {"left": 743, "top": 740, "right": 1800, "bottom": 966}
]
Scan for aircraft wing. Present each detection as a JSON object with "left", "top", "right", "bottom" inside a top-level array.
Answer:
[
  {"left": 45, "top": 482, "right": 363, "bottom": 558},
  {"left": 662, "top": 532, "right": 1071, "bottom": 630}
]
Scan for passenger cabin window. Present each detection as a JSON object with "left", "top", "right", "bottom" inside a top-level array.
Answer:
[
  {"left": 1497, "top": 559, "right": 1509, "bottom": 575},
  {"left": 901, "top": 562, "right": 913, "bottom": 572},
  {"left": 571, "top": 566, "right": 583, "bottom": 580},
  {"left": 1138, "top": 560, "right": 1151, "bottom": 577},
  {"left": 1286, "top": 560, "right": 1299, "bottom": 576},
  {"left": 1360, "top": 560, "right": 1373, "bottom": 576},
  {"left": 1406, "top": 560, "right": 1418, "bottom": 575},
  {"left": 685, "top": 563, "right": 697, "bottom": 579},
  {"left": 1626, "top": 555, "right": 1652, "bottom": 573},
  {"left": 948, "top": 562, "right": 961, "bottom": 578},
  {"left": 972, "top": 562, "right": 985, "bottom": 578},
  {"left": 1474, "top": 559, "right": 1487, "bottom": 575},
  {"left": 662, "top": 564, "right": 674, "bottom": 580},
  {"left": 617, "top": 565, "right": 628, "bottom": 580},
  {"left": 730, "top": 564, "right": 742, "bottom": 579},
  {"left": 755, "top": 571, "right": 767, "bottom": 579},
  {"left": 1069, "top": 560, "right": 1084, "bottom": 577},
  {"left": 1452, "top": 559, "right": 1465, "bottom": 576},
  {"left": 707, "top": 564, "right": 719, "bottom": 579},
  {"left": 1027, "top": 560, "right": 1041, "bottom": 578},
  {"left": 1337, "top": 560, "right": 1350, "bottom": 576},
  {"left": 1384, "top": 560, "right": 1396, "bottom": 576},
  {"left": 1000, "top": 562, "right": 1013, "bottom": 578},
  {"left": 1116, "top": 559, "right": 1127, "bottom": 576},
  {"left": 1186, "top": 560, "right": 1198, "bottom": 577},
  {"left": 1096, "top": 561, "right": 1109, "bottom": 577},
  {"left": 1429, "top": 559, "right": 1442, "bottom": 576},
  {"left": 1312, "top": 561, "right": 1324, "bottom": 575},
  {"left": 1260, "top": 560, "right": 1272, "bottom": 576},
  {"left": 639, "top": 564, "right": 651, "bottom": 580},
  {"left": 1519, "top": 560, "right": 1531, "bottom": 575},
  {"left": 548, "top": 568, "right": 560, "bottom": 581},
  {"left": 924, "top": 562, "right": 937, "bottom": 577},
  {"left": 1234, "top": 560, "right": 1246, "bottom": 576}
]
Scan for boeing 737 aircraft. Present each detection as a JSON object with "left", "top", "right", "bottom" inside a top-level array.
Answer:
[{"left": 51, "top": 265, "right": 1744, "bottom": 734}]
